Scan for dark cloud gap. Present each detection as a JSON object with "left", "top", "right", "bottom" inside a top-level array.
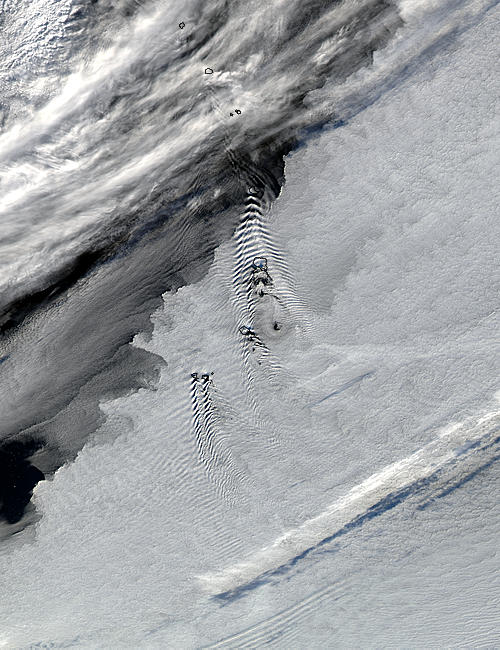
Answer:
[
  {"left": 0, "top": 248, "right": 111, "bottom": 334},
  {"left": 0, "top": 0, "right": 403, "bottom": 527},
  {"left": 0, "top": 438, "right": 44, "bottom": 525}
]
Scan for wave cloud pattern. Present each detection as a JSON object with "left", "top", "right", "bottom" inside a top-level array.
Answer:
[{"left": 0, "top": 0, "right": 498, "bottom": 647}]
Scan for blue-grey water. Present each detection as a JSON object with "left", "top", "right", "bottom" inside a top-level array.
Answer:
[{"left": 0, "top": 0, "right": 498, "bottom": 646}]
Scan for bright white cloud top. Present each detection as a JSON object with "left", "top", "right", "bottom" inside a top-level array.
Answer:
[{"left": 0, "top": 0, "right": 498, "bottom": 647}]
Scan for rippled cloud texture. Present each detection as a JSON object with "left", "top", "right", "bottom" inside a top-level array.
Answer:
[{"left": 0, "top": 0, "right": 498, "bottom": 646}]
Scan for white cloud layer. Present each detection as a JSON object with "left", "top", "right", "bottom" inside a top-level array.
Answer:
[{"left": 0, "top": 1, "right": 498, "bottom": 647}]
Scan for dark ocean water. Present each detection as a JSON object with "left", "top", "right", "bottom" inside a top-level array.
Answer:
[
  {"left": 0, "top": 1, "right": 498, "bottom": 644},
  {"left": 0, "top": 0, "right": 403, "bottom": 526}
]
